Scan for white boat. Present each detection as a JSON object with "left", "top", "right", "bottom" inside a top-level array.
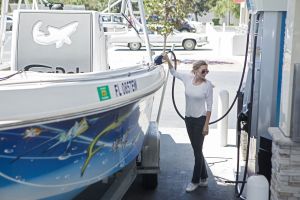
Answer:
[{"left": 0, "top": 1, "right": 165, "bottom": 199}]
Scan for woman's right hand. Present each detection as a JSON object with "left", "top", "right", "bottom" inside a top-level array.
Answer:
[
  {"left": 163, "top": 53, "right": 173, "bottom": 69},
  {"left": 202, "top": 124, "right": 209, "bottom": 136},
  {"left": 162, "top": 53, "right": 170, "bottom": 62}
]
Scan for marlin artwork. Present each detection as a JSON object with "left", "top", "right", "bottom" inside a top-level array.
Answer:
[
  {"left": 32, "top": 21, "right": 79, "bottom": 48},
  {"left": 0, "top": 100, "right": 151, "bottom": 199}
]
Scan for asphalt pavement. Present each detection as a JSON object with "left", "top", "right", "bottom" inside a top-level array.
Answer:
[{"left": 123, "top": 129, "right": 238, "bottom": 200}]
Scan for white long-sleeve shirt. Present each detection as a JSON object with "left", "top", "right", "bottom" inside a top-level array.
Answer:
[{"left": 170, "top": 68, "right": 213, "bottom": 118}]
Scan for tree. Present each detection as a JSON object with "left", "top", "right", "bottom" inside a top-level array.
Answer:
[
  {"left": 193, "top": 0, "right": 217, "bottom": 21},
  {"left": 144, "top": 0, "right": 195, "bottom": 51},
  {"left": 211, "top": 0, "right": 240, "bottom": 25}
]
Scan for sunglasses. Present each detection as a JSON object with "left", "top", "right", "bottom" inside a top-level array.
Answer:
[{"left": 201, "top": 70, "right": 209, "bottom": 74}]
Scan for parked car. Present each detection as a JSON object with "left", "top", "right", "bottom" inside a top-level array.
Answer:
[
  {"left": 0, "top": 15, "right": 13, "bottom": 31},
  {"left": 101, "top": 13, "right": 127, "bottom": 32},
  {"left": 178, "top": 21, "right": 196, "bottom": 33},
  {"left": 109, "top": 29, "right": 208, "bottom": 50},
  {"left": 148, "top": 15, "right": 196, "bottom": 33}
]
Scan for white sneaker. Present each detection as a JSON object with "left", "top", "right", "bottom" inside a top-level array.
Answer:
[
  {"left": 199, "top": 178, "right": 208, "bottom": 187},
  {"left": 185, "top": 182, "right": 199, "bottom": 192}
]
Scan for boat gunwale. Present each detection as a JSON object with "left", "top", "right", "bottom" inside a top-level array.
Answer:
[
  {"left": 0, "top": 66, "right": 165, "bottom": 130},
  {"left": 0, "top": 65, "right": 157, "bottom": 86}
]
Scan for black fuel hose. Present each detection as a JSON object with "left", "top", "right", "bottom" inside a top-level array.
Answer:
[
  {"left": 168, "top": 50, "right": 185, "bottom": 120},
  {"left": 236, "top": 13, "right": 260, "bottom": 198},
  {"left": 233, "top": 14, "right": 252, "bottom": 198},
  {"left": 162, "top": 13, "right": 256, "bottom": 199},
  {"left": 168, "top": 38, "right": 249, "bottom": 125},
  {"left": 154, "top": 50, "right": 185, "bottom": 120}
]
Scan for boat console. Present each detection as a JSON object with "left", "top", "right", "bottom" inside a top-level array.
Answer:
[{"left": 11, "top": 10, "right": 109, "bottom": 73}]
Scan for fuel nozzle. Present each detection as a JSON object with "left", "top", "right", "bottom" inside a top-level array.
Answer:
[
  {"left": 154, "top": 55, "right": 164, "bottom": 65},
  {"left": 238, "top": 112, "right": 249, "bottom": 133}
]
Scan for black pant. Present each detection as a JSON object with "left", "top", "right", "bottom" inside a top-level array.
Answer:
[{"left": 185, "top": 116, "right": 208, "bottom": 183}]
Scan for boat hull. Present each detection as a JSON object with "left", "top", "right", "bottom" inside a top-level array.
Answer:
[{"left": 0, "top": 96, "right": 154, "bottom": 200}]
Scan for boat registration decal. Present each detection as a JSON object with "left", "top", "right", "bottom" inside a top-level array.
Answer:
[
  {"left": 114, "top": 80, "right": 138, "bottom": 97},
  {"left": 97, "top": 85, "right": 111, "bottom": 101}
]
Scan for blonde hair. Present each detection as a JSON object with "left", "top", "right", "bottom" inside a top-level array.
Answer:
[{"left": 191, "top": 60, "right": 208, "bottom": 74}]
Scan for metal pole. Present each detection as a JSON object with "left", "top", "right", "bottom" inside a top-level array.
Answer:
[
  {"left": 0, "top": 0, "right": 9, "bottom": 64},
  {"left": 24, "top": 0, "right": 30, "bottom": 9},
  {"left": 156, "top": 44, "right": 175, "bottom": 125},
  {"left": 34, "top": 0, "right": 37, "bottom": 9},
  {"left": 17, "top": 0, "right": 22, "bottom": 9},
  {"left": 102, "top": 0, "right": 122, "bottom": 13},
  {"left": 107, "top": 0, "right": 112, "bottom": 13},
  {"left": 156, "top": 68, "right": 169, "bottom": 125},
  {"left": 120, "top": 0, "right": 126, "bottom": 14},
  {"left": 137, "top": 0, "right": 152, "bottom": 64}
]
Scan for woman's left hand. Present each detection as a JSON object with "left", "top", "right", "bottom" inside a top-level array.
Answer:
[{"left": 203, "top": 125, "right": 209, "bottom": 136}]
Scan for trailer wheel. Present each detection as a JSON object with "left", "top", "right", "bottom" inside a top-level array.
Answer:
[{"left": 142, "top": 174, "right": 158, "bottom": 190}]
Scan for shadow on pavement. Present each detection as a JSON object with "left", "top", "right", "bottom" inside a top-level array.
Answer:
[{"left": 123, "top": 133, "right": 237, "bottom": 200}]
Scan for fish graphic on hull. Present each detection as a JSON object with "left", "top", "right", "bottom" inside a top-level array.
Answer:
[
  {"left": 32, "top": 21, "right": 79, "bottom": 48},
  {"left": 81, "top": 112, "right": 131, "bottom": 176},
  {"left": 23, "top": 127, "right": 42, "bottom": 138},
  {"left": 10, "top": 118, "right": 89, "bottom": 163}
]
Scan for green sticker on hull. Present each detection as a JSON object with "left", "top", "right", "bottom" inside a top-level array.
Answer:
[{"left": 97, "top": 86, "right": 111, "bottom": 101}]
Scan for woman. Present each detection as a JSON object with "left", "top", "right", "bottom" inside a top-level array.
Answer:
[{"left": 164, "top": 54, "right": 213, "bottom": 192}]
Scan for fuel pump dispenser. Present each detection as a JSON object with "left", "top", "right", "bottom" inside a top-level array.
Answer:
[
  {"left": 158, "top": 1, "right": 288, "bottom": 198},
  {"left": 236, "top": 0, "right": 287, "bottom": 197}
]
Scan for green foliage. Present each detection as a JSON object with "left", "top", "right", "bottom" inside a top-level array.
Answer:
[
  {"left": 54, "top": 0, "right": 114, "bottom": 11},
  {"left": 231, "top": 2, "right": 240, "bottom": 18},
  {"left": 144, "top": 0, "right": 195, "bottom": 37},
  {"left": 211, "top": 0, "right": 240, "bottom": 19},
  {"left": 194, "top": 0, "right": 217, "bottom": 17}
]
